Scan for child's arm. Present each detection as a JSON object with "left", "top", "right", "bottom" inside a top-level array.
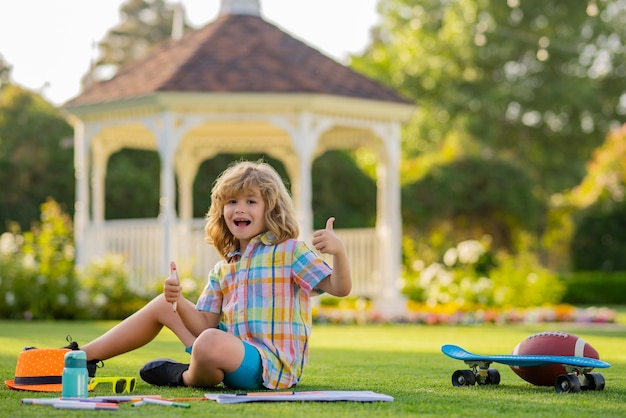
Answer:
[
  {"left": 164, "top": 264, "right": 221, "bottom": 335},
  {"left": 312, "top": 217, "right": 352, "bottom": 297}
]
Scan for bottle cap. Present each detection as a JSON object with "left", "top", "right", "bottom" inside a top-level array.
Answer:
[{"left": 64, "top": 350, "right": 87, "bottom": 368}]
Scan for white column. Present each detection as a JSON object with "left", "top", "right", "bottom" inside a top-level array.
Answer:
[
  {"left": 270, "top": 113, "right": 332, "bottom": 244},
  {"left": 152, "top": 113, "right": 183, "bottom": 272},
  {"left": 73, "top": 119, "right": 89, "bottom": 265},
  {"left": 373, "top": 122, "right": 406, "bottom": 315},
  {"left": 91, "top": 141, "right": 107, "bottom": 223},
  {"left": 177, "top": 162, "right": 196, "bottom": 222}
]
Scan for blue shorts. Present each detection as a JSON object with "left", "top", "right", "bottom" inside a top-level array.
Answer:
[
  {"left": 185, "top": 329, "right": 263, "bottom": 390},
  {"left": 222, "top": 340, "right": 264, "bottom": 390}
]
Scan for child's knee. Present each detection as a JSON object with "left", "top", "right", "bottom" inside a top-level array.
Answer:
[{"left": 195, "top": 328, "right": 222, "bottom": 346}]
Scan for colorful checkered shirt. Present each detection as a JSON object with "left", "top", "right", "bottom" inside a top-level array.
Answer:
[{"left": 196, "top": 231, "right": 332, "bottom": 389}]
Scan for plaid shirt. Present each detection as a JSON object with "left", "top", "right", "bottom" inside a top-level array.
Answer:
[{"left": 196, "top": 231, "right": 332, "bottom": 389}]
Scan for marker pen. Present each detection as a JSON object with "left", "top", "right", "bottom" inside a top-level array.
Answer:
[
  {"left": 53, "top": 401, "right": 118, "bottom": 410},
  {"left": 142, "top": 397, "right": 190, "bottom": 408},
  {"left": 171, "top": 261, "right": 179, "bottom": 312},
  {"left": 21, "top": 398, "right": 61, "bottom": 405},
  {"left": 236, "top": 391, "right": 295, "bottom": 396}
]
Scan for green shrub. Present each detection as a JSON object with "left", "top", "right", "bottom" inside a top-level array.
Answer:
[
  {"left": 76, "top": 254, "right": 154, "bottom": 320},
  {"left": 561, "top": 271, "right": 626, "bottom": 304},
  {"left": 0, "top": 233, "right": 40, "bottom": 319},
  {"left": 570, "top": 199, "right": 626, "bottom": 271},
  {"left": 0, "top": 200, "right": 82, "bottom": 319},
  {"left": 489, "top": 250, "right": 565, "bottom": 307},
  {"left": 402, "top": 157, "right": 544, "bottom": 251},
  {"left": 0, "top": 199, "right": 155, "bottom": 320},
  {"left": 402, "top": 238, "right": 564, "bottom": 308}
]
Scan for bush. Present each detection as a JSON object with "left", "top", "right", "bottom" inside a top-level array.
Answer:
[
  {"left": 402, "top": 238, "right": 565, "bottom": 309},
  {"left": 0, "top": 233, "right": 40, "bottom": 319},
  {"left": 0, "top": 199, "right": 153, "bottom": 320},
  {"left": 402, "top": 157, "right": 544, "bottom": 251},
  {"left": 0, "top": 200, "right": 81, "bottom": 319},
  {"left": 561, "top": 271, "right": 626, "bottom": 304},
  {"left": 570, "top": 199, "right": 626, "bottom": 271},
  {"left": 76, "top": 254, "right": 153, "bottom": 319}
]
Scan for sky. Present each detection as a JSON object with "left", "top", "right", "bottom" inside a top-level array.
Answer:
[{"left": 0, "top": 0, "right": 381, "bottom": 106}]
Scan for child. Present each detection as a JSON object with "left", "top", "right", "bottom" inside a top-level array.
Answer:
[{"left": 81, "top": 160, "right": 351, "bottom": 390}]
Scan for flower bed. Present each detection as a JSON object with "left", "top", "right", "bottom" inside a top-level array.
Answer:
[{"left": 313, "top": 300, "right": 617, "bottom": 325}]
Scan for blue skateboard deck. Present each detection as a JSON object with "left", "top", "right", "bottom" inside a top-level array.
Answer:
[
  {"left": 441, "top": 344, "right": 611, "bottom": 369},
  {"left": 442, "top": 344, "right": 610, "bottom": 392}
]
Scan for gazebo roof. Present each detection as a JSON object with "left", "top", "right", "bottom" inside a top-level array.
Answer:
[{"left": 65, "top": 12, "right": 410, "bottom": 108}]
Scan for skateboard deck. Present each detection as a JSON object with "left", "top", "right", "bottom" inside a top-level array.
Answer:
[
  {"left": 441, "top": 344, "right": 610, "bottom": 392},
  {"left": 441, "top": 344, "right": 611, "bottom": 369}
]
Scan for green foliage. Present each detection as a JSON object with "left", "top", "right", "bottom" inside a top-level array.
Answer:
[
  {"left": 489, "top": 250, "right": 565, "bottom": 307},
  {"left": 0, "top": 54, "right": 11, "bottom": 88},
  {"left": 76, "top": 254, "right": 153, "bottom": 319},
  {"left": 0, "top": 199, "right": 153, "bottom": 320},
  {"left": 89, "top": 0, "right": 191, "bottom": 84},
  {"left": 570, "top": 199, "right": 626, "bottom": 271},
  {"left": 403, "top": 238, "right": 564, "bottom": 308},
  {"left": 402, "top": 156, "right": 544, "bottom": 250},
  {"left": 312, "top": 151, "right": 376, "bottom": 229},
  {"left": 105, "top": 149, "right": 161, "bottom": 219},
  {"left": 0, "top": 200, "right": 79, "bottom": 319},
  {"left": 568, "top": 124, "right": 626, "bottom": 271},
  {"left": 561, "top": 271, "right": 626, "bottom": 305},
  {"left": 0, "top": 85, "right": 74, "bottom": 233},
  {"left": 0, "top": 233, "right": 39, "bottom": 319},
  {"left": 354, "top": 0, "right": 626, "bottom": 195}
]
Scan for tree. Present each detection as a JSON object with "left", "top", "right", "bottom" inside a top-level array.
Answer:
[
  {"left": 312, "top": 151, "right": 376, "bottom": 229},
  {"left": 105, "top": 149, "right": 161, "bottom": 219},
  {"left": 402, "top": 156, "right": 543, "bottom": 251},
  {"left": 568, "top": 124, "right": 626, "bottom": 271},
  {"left": 0, "top": 53, "right": 11, "bottom": 88},
  {"left": 84, "top": 0, "right": 192, "bottom": 220},
  {"left": 353, "top": 0, "right": 626, "bottom": 195},
  {"left": 84, "top": 0, "right": 190, "bottom": 86},
  {"left": 0, "top": 85, "right": 74, "bottom": 232}
]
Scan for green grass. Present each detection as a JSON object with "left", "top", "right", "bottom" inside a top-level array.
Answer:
[{"left": 1, "top": 320, "right": 626, "bottom": 417}]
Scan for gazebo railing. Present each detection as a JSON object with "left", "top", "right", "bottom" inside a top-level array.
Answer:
[{"left": 82, "top": 219, "right": 380, "bottom": 298}]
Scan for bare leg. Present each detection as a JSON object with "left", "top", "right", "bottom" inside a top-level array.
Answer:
[
  {"left": 182, "top": 328, "right": 245, "bottom": 387},
  {"left": 82, "top": 294, "right": 197, "bottom": 361}
]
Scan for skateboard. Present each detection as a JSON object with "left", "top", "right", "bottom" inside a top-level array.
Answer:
[{"left": 441, "top": 344, "right": 611, "bottom": 393}]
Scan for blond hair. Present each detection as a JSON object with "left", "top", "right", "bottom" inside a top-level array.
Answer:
[{"left": 204, "top": 160, "right": 299, "bottom": 259}]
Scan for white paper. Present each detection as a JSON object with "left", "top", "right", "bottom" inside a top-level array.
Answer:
[{"left": 205, "top": 390, "right": 393, "bottom": 404}]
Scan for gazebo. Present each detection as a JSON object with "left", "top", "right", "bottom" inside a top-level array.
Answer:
[{"left": 63, "top": 0, "right": 415, "bottom": 313}]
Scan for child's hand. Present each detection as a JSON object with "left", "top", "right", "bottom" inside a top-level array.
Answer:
[
  {"left": 312, "top": 217, "right": 344, "bottom": 255},
  {"left": 164, "top": 261, "right": 181, "bottom": 310}
]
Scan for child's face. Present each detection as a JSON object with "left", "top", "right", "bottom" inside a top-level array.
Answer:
[{"left": 223, "top": 188, "right": 267, "bottom": 246}]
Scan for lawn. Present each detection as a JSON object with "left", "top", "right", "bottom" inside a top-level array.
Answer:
[{"left": 1, "top": 320, "right": 625, "bottom": 417}]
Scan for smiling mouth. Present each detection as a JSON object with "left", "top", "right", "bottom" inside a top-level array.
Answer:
[{"left": 234, "top": 220, "right": 251, "bottom": 227}]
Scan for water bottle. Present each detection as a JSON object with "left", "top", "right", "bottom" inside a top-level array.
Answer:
[{"left": 62, "top": 350, "right": 89, "bottom": 398}]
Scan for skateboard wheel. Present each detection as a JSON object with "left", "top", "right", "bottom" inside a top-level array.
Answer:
[
  {"left": 555, "top": 374, "right": 581, "bottom": 393},
  {"left": 452, "top": 370, "right": 476, "bottom": 387},
  {"left": 487, "top": 368, "right": 500, "bottom": 385},
  {"left": 583, "top": 372, "right": 605, "bottom": 391}
]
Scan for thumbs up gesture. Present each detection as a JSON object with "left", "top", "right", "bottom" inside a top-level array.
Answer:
[{"left": 312, "top": 217, "right": 343, "bottom": 255}]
